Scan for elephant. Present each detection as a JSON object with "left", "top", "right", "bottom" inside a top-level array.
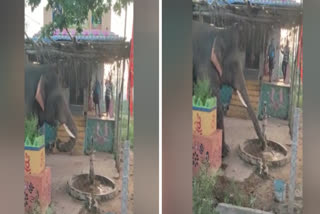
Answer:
[
  {"left": 192, "top": 21, "right": 267, "bottom": 158},
  {"left": 25, "top": 63, "right": 78, "bottom": 151}
]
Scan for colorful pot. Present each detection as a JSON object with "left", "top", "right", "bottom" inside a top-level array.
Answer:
[
  {"left": 192, "top": 129, "right": 222, "bottom": 176},
  {"left": 24, "top": 135, "right": 45, "bottom": 175},
  {"left": 24, "top": 167, "right": 51, "bottom": 213},
  {"left": 192, "top": 97, "right": 217, "bottom": 136}
]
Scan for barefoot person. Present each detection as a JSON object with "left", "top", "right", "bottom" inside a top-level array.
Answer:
[
  {"left": 105, "top": 74, "right": 113, "bottom": 118},
  {"left": 281, "top": 40, "right": 290, "bottom": 82},
  {"left": 268, "top": 38, "right": 275, "bottom": 82}
]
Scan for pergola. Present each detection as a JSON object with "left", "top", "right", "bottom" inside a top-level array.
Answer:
[
  {"left": 25, "top": 29, "right": 131, "bottom": 171},
  {"left": 193, "top": 0, "right": 303, "bottom": 53}
]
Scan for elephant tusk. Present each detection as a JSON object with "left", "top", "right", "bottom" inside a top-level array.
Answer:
[
  {"left": 63, "top": 124, "right": 76, "bottom": 139},
  {"left": 237, "top": 90, "right": 248, "bottom": 108}
]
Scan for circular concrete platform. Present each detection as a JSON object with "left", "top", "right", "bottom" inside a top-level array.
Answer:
[
  {"left": 238, "top": 139, "right": 290, "bottom": 168},
  {"left": 67, "top": 174, "right": 117, "bottom": 201}
]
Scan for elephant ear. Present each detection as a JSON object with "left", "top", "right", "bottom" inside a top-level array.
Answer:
[
  {"left": 35, "top": 75, "right": 45, "bottom": 111},
  {"left": 211, "top": 37, "right": 224, "bottom": 77}
]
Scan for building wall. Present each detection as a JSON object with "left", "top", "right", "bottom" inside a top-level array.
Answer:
[
  {"left": 258, "top": 82, "right": 290, "bottom": 120},
  {"left": 43, "top": 7, "right": 111, "bottom": 31},
  {"left": 43, "top": 8, "right": 52, "bottom": 26}
]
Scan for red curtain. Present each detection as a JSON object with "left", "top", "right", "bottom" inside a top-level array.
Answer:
[{"left": 128, "top": 24, "right": 134, "bottom": 117}]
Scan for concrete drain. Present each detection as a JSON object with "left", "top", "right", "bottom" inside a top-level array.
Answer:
[
  {"left": 238, "top": 139, "right": 290, "bottom": 168},
  {"left": 67, "top": 173, "right": 117, "bottom": 201}
]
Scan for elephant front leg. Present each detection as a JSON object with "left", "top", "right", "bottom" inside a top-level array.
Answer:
[{"left": 217, "top": 99, "right": 229, "bottom": 158}]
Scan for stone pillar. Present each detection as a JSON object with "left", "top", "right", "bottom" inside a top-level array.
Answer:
[
  {"left": 258, "top": 51, "right": 265, "bottom": 83},
  {"left": 83, "top": 87, "right": 88, "bottom": 113},
  {"left": 272, "top": 27, "right": 281, "bottom": 82}
]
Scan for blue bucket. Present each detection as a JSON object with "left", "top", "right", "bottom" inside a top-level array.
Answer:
[{"left": 274, "top": 179, "right": 286, "bottom": 202}]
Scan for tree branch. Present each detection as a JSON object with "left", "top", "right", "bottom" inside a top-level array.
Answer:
[{"left": 65, "top": 28, "right": 76, "bottom": 44}]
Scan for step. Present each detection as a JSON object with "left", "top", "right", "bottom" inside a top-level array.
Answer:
[
  {"left": 57, "top": 125, "right": 86, "bottom": 133},
  {"left": 57, "top": 134, "right": 85, "bottom": 143},
  {"left": 57, "top": 126, "right": 86, "bottom": 133},
  {"left": 57, "top": 127, "right": 85, "bottom": 135},
  {"left": 246, "top": 80, "right": 260, "bottom": 86},
  {"left": 226, "top": 109, "right": 249, "bottom": 119},
  {"left": 74, "top": 120, "right": 86, "bottom": 127},
  {"left": 226, "top": 105, "right": 258, "bottom": 119},
  {"left": 229, "top": 99, "right": 259, "bottom": 109},
  {"left": 228, "top": 104, "right": 259, "bottom": 112},
  {"left": 231, "top": 90, "right": 260, "bottom": 98},
  {"left": 57, "top": 132, "right": 86, "bottom": 139},
  {"left": 72, "top": 116, "right": 86, "bottom": 121},
  {"left": 228, "top": 103, "right": 259, "bottom": 111},
  {"left": 230, "top": 93, "right": 260, "bottom": 104},
  {"left": 245, "top": 84, "right": 260, "bottom": 91}
]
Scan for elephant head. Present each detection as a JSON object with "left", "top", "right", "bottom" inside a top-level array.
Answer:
[
  {"left": 25, "top": 64, "right": 78, "bottom": 140},
  {"left": 221, "top": 51, "right": 267, "bottom": 149}
]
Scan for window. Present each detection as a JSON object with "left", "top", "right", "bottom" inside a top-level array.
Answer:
[
  {"left": 92, "top": 16, "right": 102, "bottom": 29},
  {"left": 52, "top": 5, "right": 62, "bottom": 21}
]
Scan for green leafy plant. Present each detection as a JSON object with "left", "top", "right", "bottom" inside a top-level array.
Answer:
[
  {"left": 193, "top": 161, "right": 219, "bottom": 214},
  {"left": 25, "top": 115, "right": 43, "bottom": 147},
  {"left": 193, "top": 79, "right": 212, "bottom": 105},
  {"left": 26, "top": 0, "right": 132, "bottom": 38},
  {"left": 193, "top": 79, "right": 217, "bottom": 109}
]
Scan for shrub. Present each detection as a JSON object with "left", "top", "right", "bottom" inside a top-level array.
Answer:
[
  {"left": 193, "top": 161, "right": 219, "bottom": 214},
  {"left": 193, "top": 79, "right": 212, "bottom": 106},
  {"left": 24, "top": 115, "right": 41, "bottom": 147}
]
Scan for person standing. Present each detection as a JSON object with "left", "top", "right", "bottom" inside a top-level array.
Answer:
[
  {"left": 105, "top": 74, "right": 113, "bottom": 118},
  {"left": 281, "top": 40, "right": 290, "bottom": 82},
  {"left": 267, "top": 38, "right": 276, "bottom": 82},
  {"left": 93, "top": 78, "right": 101, "bottom": 117}
]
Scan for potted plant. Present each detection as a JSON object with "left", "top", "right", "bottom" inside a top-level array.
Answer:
[
  {"left": 192, "top": 79, "right": 222, "bottom": 176},
  {"left": 192, "top": 79, "right": 217, "bottom": 136},
  {"left": 25, "top": 116, "right": 45, "bottom": 175}
]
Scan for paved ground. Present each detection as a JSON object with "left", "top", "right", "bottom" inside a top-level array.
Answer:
[
  {"left": 46, "top": 151, "right": 134, "bottom": 214},
  {"left": 219, "top": 116, "right": 303, "bottom": 213},
  {"left": 223, "top": 117, "right": 291, "bottom": 182}
]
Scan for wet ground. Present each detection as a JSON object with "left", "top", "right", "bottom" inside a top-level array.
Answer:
[
  {"left": 46, "top": 151, "right": 134, "bottom": 214},
  {"left": 216, "top": 116, "right": 303, "bottom": 213}
]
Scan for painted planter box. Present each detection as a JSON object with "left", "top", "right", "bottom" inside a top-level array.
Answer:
[
  {"left": 258, "top": 82, "right": 290, "bottom": 120},
  {"left": 220, "top": 85, "right": 233, "bottom": 109},
  {"left": 192, "top": 129, "right": 222, "bottom": 176},
  {"left": 84, "top": 117, "right": 115, "bottom": 153},
  {"left": 44, "top": 123, "right": 57, "bottom": 150},
  {"left": 24, "top": 167, "right": 51, "bottom": 213},
  {"left": 24, "top": 136, "right": 45, "bottom": 175},
  {"left": 192, "top": 97, "right": 217, "bottom": 136}
]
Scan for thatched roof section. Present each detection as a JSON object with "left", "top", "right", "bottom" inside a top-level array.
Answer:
[
  {"left": 193, "top": 1, "right": 303, "bottom": 28},
  {"left": 193, "top": 1, "right": 303, "bottom": 56},
  {"left": 25, "top": 39, "right": 130, "bottom": 64}
]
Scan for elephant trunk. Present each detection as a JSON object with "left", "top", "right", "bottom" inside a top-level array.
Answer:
[{"left": 237, "top": 87, "right": 267, "bottom": 150}]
